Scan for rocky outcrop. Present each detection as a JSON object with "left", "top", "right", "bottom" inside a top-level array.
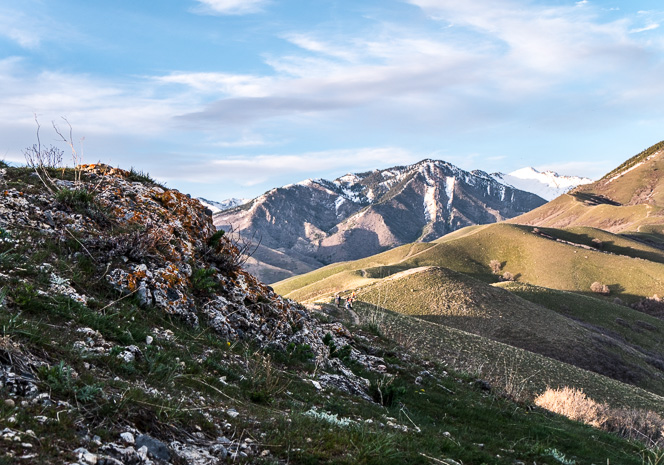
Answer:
[
  {"left": 0, "top": 163, "right": 387, "bottom": 464},
  {"left": 215, "top": 159, "right": 547, "bottom": 282}
]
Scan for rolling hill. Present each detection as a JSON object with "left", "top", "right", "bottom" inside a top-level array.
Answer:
[
  {"left": 511, "top": 140, "right": 664, "bottom": 243},
  {"left": 274, "top": 221, "right": 664, "bottom": 396}
]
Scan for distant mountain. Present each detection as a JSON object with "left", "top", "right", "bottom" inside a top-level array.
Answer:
[
  {"left": 198, "top": 197, "right": 249, "bottom": 214},
  {"left": 492, "top": 167, "right": 593, "bottom": 201},
  {"left": 510, "top": 140, "right": 664, "bottom": 240},
  {"left": 214, "top": 159, "right": 546, "bottom": 283}
]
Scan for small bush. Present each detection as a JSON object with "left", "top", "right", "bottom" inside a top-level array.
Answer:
[
  {"left": 286, "top": 342, "right": 315, "bottom": 363},
  {"left": 631, "top": 296, "right": 664, "bottom": 317},
  {"left": 501, "top": 271, "right": 515, "bottom": 282},
  {"left": 535, "top": 387, "right": 664, "bottom": 447},
  {"left": 369, "top": 376, "right": 406, "bottom": 407},
  {"left": 535, "top": 386, "right": 607, "bottom": 427},
  {"left": 127, "top": 167, "right": 161, "bottom": 186},
  {"left": 191, "top": 267, "right": 218, "bottom": 295},
  {"left": 592, "top": 238, "right": 604, "bottom": 249},
  {"left": 55, "top": 187, "right": 95, "bottom": 212},
  {"left": 207, "top": 229, "right": 225, "bottom": 247},
  {"left": 489, "top": 259, "right": 502, "bottom": 274},
  {"left": 590, "top": 282, "right": 610, "bottom": 295}
]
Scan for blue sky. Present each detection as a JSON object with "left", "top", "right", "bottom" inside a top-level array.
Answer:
[{"left": 2, "top": 0, "right": 664, "bottom": 200}]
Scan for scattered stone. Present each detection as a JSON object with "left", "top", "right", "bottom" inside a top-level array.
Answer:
[
  {"left": 119, "top": 432, "right": 135, "bottom": 444},
  {"left": 73, "top": 447, "right": 98, "bottom": 465},
  {"left": 209, "top": 444, "right": 228, "bottom": 459},
  {"left": 135, "top": 434, "right": 170, "bottom": 461},
  {"left": 4, "top": 399, "right": 14, "bottom": 408}
]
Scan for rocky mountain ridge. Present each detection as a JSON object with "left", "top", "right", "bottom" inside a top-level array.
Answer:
[
  {"left": 199, "top": 197, "right": 250, "bottom": 214},
  {"left": 214, "top": 159, "right": 547, "bottom": 283}
]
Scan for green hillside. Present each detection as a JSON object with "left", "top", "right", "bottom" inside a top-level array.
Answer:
[
  {"left": 277, "top": 223, "right": 664, "bottom": 304},
  {"left": 511, "top": 140, "right": 664, "bottom": 234}
]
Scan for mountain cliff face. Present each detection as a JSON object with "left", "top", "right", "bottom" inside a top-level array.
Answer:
[{"left": 215, "top": 159, "right": 547, "bottom": 283}]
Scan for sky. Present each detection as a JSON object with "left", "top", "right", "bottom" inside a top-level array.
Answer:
[{"left": 2, "top": 0, "right": 664, "bottom": 200}]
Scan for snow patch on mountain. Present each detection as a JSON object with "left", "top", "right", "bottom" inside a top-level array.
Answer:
[
  {"left": 445, "top": 177, "right": 455, "bottom": 210},
  {"left": 492, "top": 167, "right": 593, "bottom": 201},
  {"left": 199, "top": 197, "right": 250, "bottom": 213},
  {"left": 423, "top": 185, "right": 437, "bottom": 222}
]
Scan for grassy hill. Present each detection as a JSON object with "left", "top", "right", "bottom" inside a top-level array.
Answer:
[
  {"left": 511, "top": 141, "right": 664, "bottom": 236},
  {"left": 275, "top": 221, "right": 664, "bottom": 403},
  {"left": 278, "top": 223, "right": 664, "bottom": 304}
]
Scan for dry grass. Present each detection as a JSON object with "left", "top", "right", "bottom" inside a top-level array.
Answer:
[{"left": 535, "top": 387, "right": 664, "bottom": 447}]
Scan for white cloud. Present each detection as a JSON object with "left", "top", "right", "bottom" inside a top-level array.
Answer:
[
  {"left": 283, "top": 34, "right": 359, "bottom": 62},
  {"left": 155, "top": 72, "right": 273, "bottom": 97},
  {"left": 0, "top": 7, "right": 45, "bottom": 48},
  {"left": 191, "top": 0, "right": 268, "bottom": 16},
  {"left": 630, "top": 23, "right": 660, "bottom": 34}
]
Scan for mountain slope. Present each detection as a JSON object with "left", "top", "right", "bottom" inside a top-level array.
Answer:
[
  {"left": 274, "top": 221, "right": 664, "bottom": 395},
  {"left": 492, "top": 167, "right": 593, "bottom": 201},
  {"left": 2, "top": 162, "right": 657, "bottom": 464},
  {"left": 510, "top": 141, "right": 664, "bottom": 238},
  {"left": 215, "top": 159, "right": 546, "bottom": 282}
]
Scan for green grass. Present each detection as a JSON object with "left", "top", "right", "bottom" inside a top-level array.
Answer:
[
  {"left": 350, "top": 301, "right": 664, "bottom": 415},
  {"left": 278, "top": 222, "right": 664, "bottom": 304},
  {"left": 352, "top": 266, "right": 664, "bottom": 396}
]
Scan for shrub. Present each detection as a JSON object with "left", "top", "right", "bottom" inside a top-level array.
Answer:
[
  {"left": 631, "top": 295, "right": 664, "bottom": 317},
  {"left": 592, "top": 238, "right": 604, "bottom": 249},
  {"left": 369, "top": 375, "right": 406, "bottom": 407},
  {"left": 535, "top": 387, "right": 664, "bottom": 447},
  {"left": 535, "top": 386, "right": 607, "bottom": 427},
  {"left": 590, "top": 282, "right": 610, "bottom": 295},
  {"left": 501, "top": 271, "right": 515, "bottom": 282},
  {"left": 191, "top": 267, "right": 218, "bottom": 295},
  {"left": 55, "top": 187, "right": 95, "bottom": 212},
  {"left": 489, "top": 259, "right": 502, "bottom": 274},
  {"left": 127, "top": 167, "right": 160, "bottom": 185}
]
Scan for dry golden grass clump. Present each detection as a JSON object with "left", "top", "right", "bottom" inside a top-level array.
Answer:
[
  {"left": 535, "top": 386, "right": 664, "bottom": 447},
  {"left": 590, "top": 281, "right": 610, "bottom": 295}
]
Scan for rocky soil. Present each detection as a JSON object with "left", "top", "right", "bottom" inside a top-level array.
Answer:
[{"left": 0, "top": 164, "right": 392, "bottom": 464}]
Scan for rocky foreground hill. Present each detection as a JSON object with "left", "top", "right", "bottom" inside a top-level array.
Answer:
[
  {"left": 214, "top": 159, "right": 546, "bottom": 283},
  {"left": 1, "top": 161, "right": 659, "bottom": 464}
]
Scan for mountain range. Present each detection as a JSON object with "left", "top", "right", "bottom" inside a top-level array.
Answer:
[{"left": 213, "top": 159, "right": 550, "bottom": 283}]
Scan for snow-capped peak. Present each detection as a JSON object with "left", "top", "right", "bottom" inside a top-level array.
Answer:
[
  {"left": 198, "top": 197, "right": 250, "bottom": 214},
  {"left": 492, "top": 167, "right": 593, "bottom": 201}
]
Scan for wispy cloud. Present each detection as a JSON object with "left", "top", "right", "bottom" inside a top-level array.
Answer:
[
  {"left": 0, "top": 6, "right": 48, "bottom": 48},
  {"left": 191, "top": 0, "right": 268, "bottom": 16},
  {"left": 630, "top": 23, "right": 660, "bottom": 33}
]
